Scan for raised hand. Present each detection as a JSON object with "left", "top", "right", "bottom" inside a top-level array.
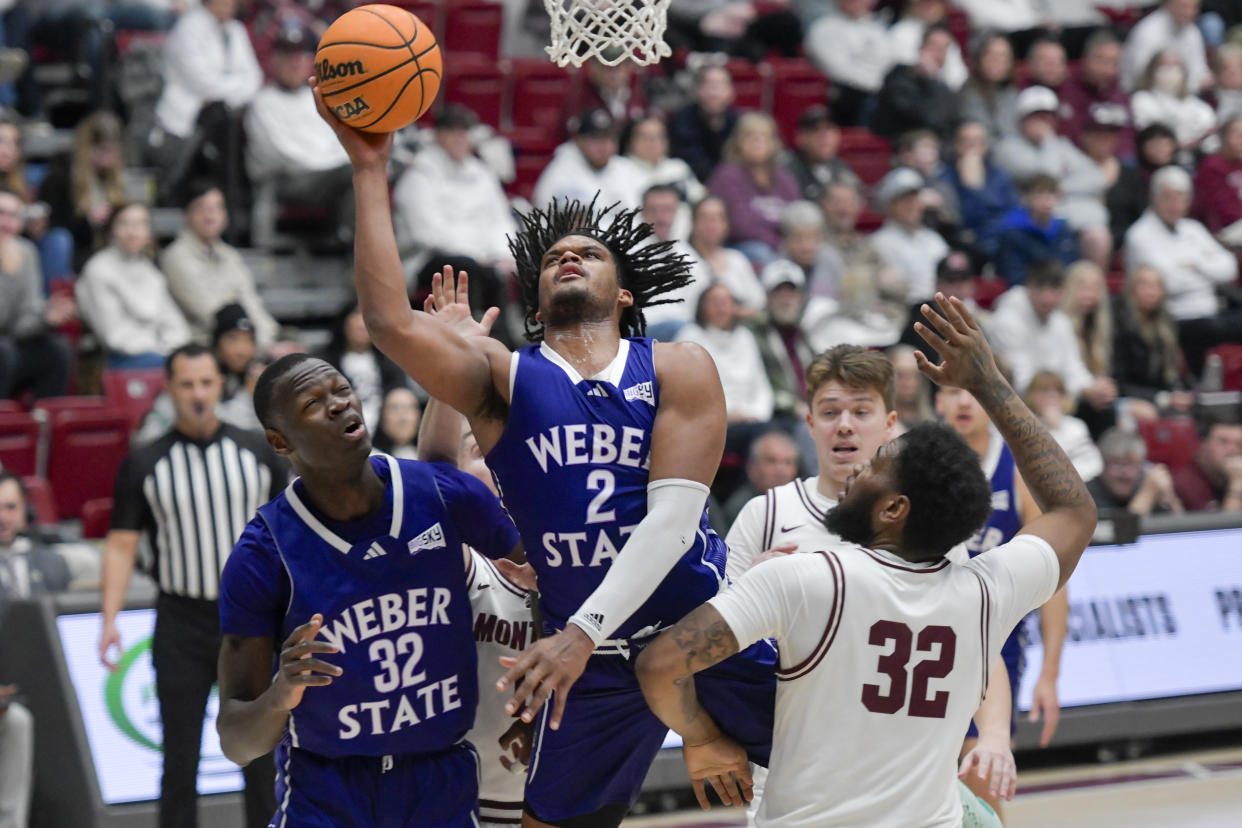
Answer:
[
  {"left": 422, "top": 266, "right": 501, "bottom": 341},
  {"left": 496, "top": 625, "right": 594, "bottom": 730},
  {"left": 310, "top": 78, "right": 393, "bottom": 172},
  {"left": 269, "top": 614, "right": 343, "bottom": 711},
  {"left": 912, "top": 293, "right": 1005, "bottom": 394}
]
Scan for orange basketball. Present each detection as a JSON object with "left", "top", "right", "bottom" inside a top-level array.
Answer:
[{"left": 316, "top": 4, "right": 442, "bottom": 133}]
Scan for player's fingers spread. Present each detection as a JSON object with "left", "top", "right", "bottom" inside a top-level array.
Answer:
[
  {"left": 480, "top": 306, "right": 500, "bottom": 334},
  {"left": 706, "top": 773, "right": 731, "bottom": 808},
  {"left": 718, "top": 772, "right": 743, "bottom": 807},
  {"left": 284, "top": 657, "right": 341, "bottom": 677},
  {"left": 550, "top": 681, "right": 571, "bottom": 730},
  {"left": 285, "top": 615, "right": 322, "bottom": 647},
  {"left": 455, "top": 270, "right": 470, "bottom": 304},
  {"left": 957, "top": 751, "right": 976, "bottom": 777}
]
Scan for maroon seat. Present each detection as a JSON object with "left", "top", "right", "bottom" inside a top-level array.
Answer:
[
  {"left": 20, "top": 475, "right": 57, "bottom": 526},
  {"left": 443, "top": 1, "right": 503, "bottom": 61},
  {"left": 509, "top": 58, "right": 580, "bottom": 132},
  {"left": 1138, "top": 417, "right": 1199, "bottom": 472},
  {"left": 769, "top": 58, "right": 830, "bottom": 146},
  {"left": 81, "top": 497, "right": 113, "bottom": 540},
  {"left": 385, "top": 0, "right": 441, "bottom": 34},
  {"left": 508, "top": 149, "right": 555, "bottom": 201},
  {"left": 726, "top": 58, "right": 768, "bottom": 112},
  {"left": 46, "top": 408, "right": 131, "bottom": 518},
  {"left": 0, "top": 413, "right": 39, "bottom": 476},
  {"left": 0, "top": 400, "right": 23, "bottom": 414},
  {"left": 102, "top": 369, "right": 166, "bottom": 434},
  {"left": 32, "top": 396, "right": 109, "bottom": 419},
  {"left": 442, "top": 57, "right": 506, "bottom": 129},
  {"left": 839, "top": 128, "right": 892, "bottom": 185}
]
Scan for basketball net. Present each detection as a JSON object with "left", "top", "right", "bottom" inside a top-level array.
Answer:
[{"left": 544, "top": 0, "right": 672, "bottom": 67}]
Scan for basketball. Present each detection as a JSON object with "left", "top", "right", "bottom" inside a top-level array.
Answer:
[{"left": 315, "top": 4, "right": 442, "bottom": 134}]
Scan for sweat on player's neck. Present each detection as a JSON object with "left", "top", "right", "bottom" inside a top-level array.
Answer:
[
  {"left": 298, "top": 458, "right": 387, "bottom": 522},
  {"left": 543, "top": 319, "right": 625, "bottom": 376}
]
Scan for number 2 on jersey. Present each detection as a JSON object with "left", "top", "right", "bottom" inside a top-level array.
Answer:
[
  {"left": 585, "top": 469, "right": 616, "bottom": 523},
  {"left": 860, "top": 620, "right": 956, "bottom": 718}
]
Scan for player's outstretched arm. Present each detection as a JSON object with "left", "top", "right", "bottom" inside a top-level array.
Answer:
[
  {"left": 311, "top": 84, "right": 508, "bottom": 422},
  {"left": 635, "top": 602, "right": 752, "bottom": 809},
  {"left": 914, "top": 294, "right": 1097, "bottom": 589},
  {"left": 217, "top": 614, "right": 341, "bottom": 766},
  {"left": 960, "top": 659, "right": 1017, "bottom": 802}
]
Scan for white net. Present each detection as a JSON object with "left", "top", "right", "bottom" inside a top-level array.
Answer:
[{"left": 544, "top": 0, "right": 673, "bottom": 68}]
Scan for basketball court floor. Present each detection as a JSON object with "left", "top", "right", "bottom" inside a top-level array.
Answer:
[{"left": 623, "top": 745, "right": 1242, "bottom": 827}]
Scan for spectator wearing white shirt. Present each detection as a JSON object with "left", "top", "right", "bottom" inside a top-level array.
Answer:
[
  {"left": 1213, "top": 45, "right": 1242, "bottom": 123},
  {"left": 1121, "top": 0, "right": 1210, "bottom": 93},
  {"left": 1130, "top": 50, "right": 1217, "bottom": 155},
  {"left": 1124, "top": 165, "right": 1242, "bottom": 375},
  {"left": 889, "top": 0, "right": 968, "bottom": 91},
  {"left": 677, "top": 282, "right": 774, "bottom": 423},
  {"left": 988, "top": 260, "right": 1119, "bottom": 418},
  {"left": 870, "top": 167, "right": 949, "bottom": 303},
  {"left": 151, "top": 0, "right": 261, "bottom": 206},
  {"left": 622, "top": 115, "right": 705, "bottom": 241},
  {"left": 394, "top": 104, "right": 517, "bottom": 341},
  {"left": 76, "top": 204, "right": 192, "bottom": 369},
  {"left": 686, "top": 195, "right": 765, "bottom": 313},
  {"left": 803, "top": 0, "right": 894, "bottom": 125},
  {"left": 1024, "top": 370, "right": 1105, "bottom": 481},
  {"left": 245, "top": 24, "right": 352, "bottom": 248},
  {"left": 532, "top": 108, "right": 643, "bottom": 211}
]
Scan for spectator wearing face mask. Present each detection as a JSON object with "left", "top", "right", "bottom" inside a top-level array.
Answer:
[
  {"left": 1121, "top": 0, "right": 1210, "bottom": 94},
  {"left": 1131, "top": 50, "right": 1216, "bottom": 155}
]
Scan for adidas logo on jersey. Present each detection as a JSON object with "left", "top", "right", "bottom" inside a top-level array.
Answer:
[
  {"left": 586, "top": 383, "right": 609, "bottom": 397},
  {"left": 623, "top": 381, "right": 654, "bottom": 406},
  {"left": 363, "top": 543, "right": 387, "bottom": 560},
  {"left": 408, "top": 522, "right": 447, "bottom": 555}
]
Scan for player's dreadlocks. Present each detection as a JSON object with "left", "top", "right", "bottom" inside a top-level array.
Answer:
[{"left": 508, "top": 195, "right": 695, "bottom": 342}]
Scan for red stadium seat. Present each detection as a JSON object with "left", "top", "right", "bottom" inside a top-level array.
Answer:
[
  {"left": 509, "top": 58, "right": 580, "bottom": 132},
  {"left": 46, "top": 408, "right": 131, "bottom": 518},
  {"left": 1206, "top": 345, "right": 1242, "bottom": 392},
  {"left": 855, "top": 208, "right": 884, "bottom": 233},
  {"left": 443, "top": 1, "right": 503, "bottom": 61},
  {"left": 508, "top": 149, "right": 555, "bottom": 201},
  {"left": 32, "top": 396, "right": 109, "bottom": 419},
  {"left": 20, "top": 475, "right": 57, "bottom": 526},
  {"left": 81, "top": 497, "right": 113, "bottom": 540},
  {"left": 1138, "top": 417, "right": 1199, "bottom": 471},
  {"left": 385, "top": 0, "right": 442, "bottom": 34},
  {"left": 839, "top": 128, "right": 892, "bottom": 185},
  {"left": 441, "top": 57, "right": 506, "bottom": 129},
  {"left": 0, "top": 400, "right": 22, "bottom": 414},
  {"left": 0, "top": 413, "right": 39, "bottom": 476},
  {"left": 973, "top": 276, "right": 1009, "bottom": 310},
  {"left": 102, "top": 369, "right": 166, "bottom": 434},
  {"left": 944, "top": 5, "right": 970, "bottom": 54},
  {"left": 726, "top": 58, "right": 768, "bottom": 112},
  {"left": 769, "top": 58, "right": 830, "bottom": 146}
]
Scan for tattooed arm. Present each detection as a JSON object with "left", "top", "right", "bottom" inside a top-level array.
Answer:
[
  {"left": 635, "top": 604, "right": 752, "bottom": 809},
  {"left": 914, "top": 294, "right": 1098, "bottom": 590}
]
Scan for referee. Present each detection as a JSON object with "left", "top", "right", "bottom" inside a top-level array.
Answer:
[{"left": 97, "top": 343, "right": 285, "bottom": 828}]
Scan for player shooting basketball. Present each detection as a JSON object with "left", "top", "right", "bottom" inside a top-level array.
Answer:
[
  {"left": 314, "top": 89, "right": 776, "bottom": 828},
  {"left": 635, "top": 294, "right": 1098, "bottom": 828}
]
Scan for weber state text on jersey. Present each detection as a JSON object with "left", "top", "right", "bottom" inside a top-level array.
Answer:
[
  {"left": 486, "top": 338, "right": 727, "bottom": 636},
  {"left": 965, "top": 434, "right": 1023, "bottom": 557},
  {"left": 219, "top": 454, "right": 519, "bottom": 758}
]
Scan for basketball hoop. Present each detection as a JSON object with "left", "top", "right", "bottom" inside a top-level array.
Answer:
[{"left": 544, "top": 0, "right": 672, "bottom": 68}]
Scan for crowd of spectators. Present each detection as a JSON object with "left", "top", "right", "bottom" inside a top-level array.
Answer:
[{"left": 2, "top": 0, "right": 1242, "bottom": 821}]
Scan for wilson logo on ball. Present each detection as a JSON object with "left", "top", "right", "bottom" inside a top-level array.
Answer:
[
  {"left": 333, "top": 96, "right": 372, "bottom": 119},
  {"left": 318, "top": 58, "right": 365, "bottom": 81}
]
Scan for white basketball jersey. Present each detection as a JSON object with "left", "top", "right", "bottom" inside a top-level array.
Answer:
[
  {"left": 466, "top": 549, "right": 534, "bottom": 826},
  {"left": 725, "top": 477, "right": 838, "bottom": 581},
  {"left": 711, "top": 535, "right": 1060, "bottom": 828}
]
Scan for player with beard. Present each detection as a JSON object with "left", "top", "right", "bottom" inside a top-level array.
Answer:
[
  {"left": 315, "top": 88, "right": 776, "bottom": 828},
  {"left": 635, "top": 294, "right": 1097, "bottom": 828}
]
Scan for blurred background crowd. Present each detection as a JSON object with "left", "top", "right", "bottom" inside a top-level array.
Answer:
[{"left": 0, "top": 0, "right": 1240, "bottom": 596}]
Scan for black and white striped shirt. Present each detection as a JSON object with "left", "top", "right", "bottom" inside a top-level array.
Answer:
[{"left": 112, "top": 425, "right": 285, "bottom": 600}]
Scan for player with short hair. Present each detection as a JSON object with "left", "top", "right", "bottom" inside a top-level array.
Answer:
[
  {"left": 636, "top": 295, "right": 1097, "bottom": 828},
  {"left": 215, "top": 353, "right": 522, "bottom": 827},
  {"left": 315, "top": 88, "right": 775, "bottom": 828},
  {"left": 935, "top": 379, "right": 1070, "bottom": 817}
]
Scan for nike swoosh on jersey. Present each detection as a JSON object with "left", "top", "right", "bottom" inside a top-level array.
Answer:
[{"left": 780, "top": 524, "right": 804, "bottom": 533}]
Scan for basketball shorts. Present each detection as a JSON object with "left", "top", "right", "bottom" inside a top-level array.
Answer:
[
  {"left": 523, "top": 636, "right": 777, "bottom": 823},
  {"left": 957, "top": 779, "right": 1003, "bottom": 828},
  {"left": 269, "top": 738, "right": 480, "bottom": 828},
  {"left": 966, "top": 623, "right": 1027, "bottom": 740}
]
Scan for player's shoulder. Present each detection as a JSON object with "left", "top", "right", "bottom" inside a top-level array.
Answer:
[{"left": 959, "top": 533, "right": 1058, "bottom": 579}]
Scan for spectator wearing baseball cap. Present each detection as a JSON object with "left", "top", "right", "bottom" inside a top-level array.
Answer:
[
  {"left": 532, "top": 107, "right": 644, "bottom": 211},
  {"left": 870, "top": 167, "right": 950, "bottom": 304},
  {"left": 898, "top": 249, "right": 987, "bottom": 351},
  {"left": 245, "top": 21, "right": 352, "bottom": 248},
  {"left": 995, "top": 85, "right": 1111, "bottom": 236},
  {"left": 783, "top": 105, "right": 854, "bottom": 202}
]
